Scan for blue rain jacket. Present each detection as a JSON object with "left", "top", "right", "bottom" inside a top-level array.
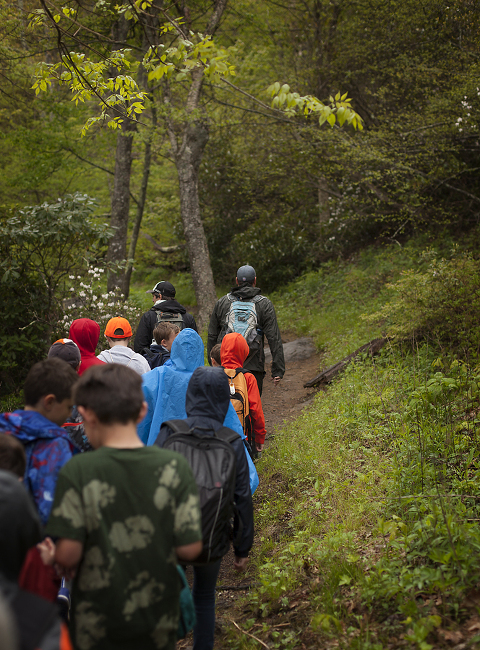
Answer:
[
  {"left": 0, "top": 410, "right": 77, "bottom": 525},
  {"left": 156, "top": 366, "right": 254, "bottom": 557},
  {"left": 138, "top": 328, "right": 259, "bottom": 493}
]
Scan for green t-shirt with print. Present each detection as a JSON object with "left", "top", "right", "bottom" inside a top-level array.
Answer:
[{"left": 46, "top": 446, "right": 202, "bottom": 650}]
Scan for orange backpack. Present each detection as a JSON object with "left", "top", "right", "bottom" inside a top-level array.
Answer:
[{"left": 224, "top": 368, "right": 253, "bottom": 446}]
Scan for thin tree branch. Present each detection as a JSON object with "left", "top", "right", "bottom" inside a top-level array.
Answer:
[{"left": 229, "top": 620, "right": 270, "bottom": 649}]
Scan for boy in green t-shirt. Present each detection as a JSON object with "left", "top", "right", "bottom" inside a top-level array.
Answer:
[{"left": 47, "top": 363, "right": 202, "bottom": 650}]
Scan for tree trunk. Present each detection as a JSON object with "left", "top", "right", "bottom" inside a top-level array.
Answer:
[
  {"left": 176, "top": 120, "right": 218, "bottom": 328},
  {"left": 164, "top": 0, "right": 228, "bottom": 329},
  {"left": 124, "top": 105, "right": 157, "bottom": 298},
  {"left": 106, "top": 117, "right": 136, "bottom": 293}
]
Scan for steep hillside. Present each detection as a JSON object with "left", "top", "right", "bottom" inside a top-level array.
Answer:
[{"left": 216, "top": 241, "right": 480, "bottom": 650}]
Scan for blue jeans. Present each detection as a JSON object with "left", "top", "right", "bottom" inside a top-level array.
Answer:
[{"left": 192, "top": 559, "right": 222, "bottom": 650}]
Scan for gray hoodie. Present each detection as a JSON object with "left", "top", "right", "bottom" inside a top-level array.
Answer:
[{"left": 97, "top": 345, "right": 151, "bottom": 375}]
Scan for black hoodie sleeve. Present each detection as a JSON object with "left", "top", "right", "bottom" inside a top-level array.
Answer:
[
  {"left": 231, "top": 439, "right": 254, "bottom": 557},
  {"left": 207, "top": 298, "right": 225, "bottom": 360},
  {"left": 260, "top": 299, "right": 285, "bottom": 379},
  {"left": 134, "top": 311, "right": 155, "bottom": 353},
  {"left": 182, "top": 313, "right": 198, "bottom": 332}
]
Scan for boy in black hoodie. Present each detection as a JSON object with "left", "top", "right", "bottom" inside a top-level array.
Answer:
[{"left": 155, "top": 366, "right": 254, "bottom": 650}]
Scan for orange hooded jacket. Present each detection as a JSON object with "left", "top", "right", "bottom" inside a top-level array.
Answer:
[{"left": 221, "top": 333, "right": 267, "bottom": 446}]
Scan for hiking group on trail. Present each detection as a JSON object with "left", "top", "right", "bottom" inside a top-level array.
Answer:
[{"left": 0, "top": 265, "right": 285, "bottom": 650}]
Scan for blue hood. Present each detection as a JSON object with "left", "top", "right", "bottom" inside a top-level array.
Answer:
[
  {"left": 0, "top": 410, "right": 72, "bottom": 445},
  {"left": 170, "top": 328, "right": 204, "bottom": 371},
  {"left": 138, "top": 329, "right": 247, "bottom": 447},
  {"left": 138, "top": 329, "right": 207, "bottom": 445},
  {"left": 185, "top": 367, "right": 230, "bottom": 423},
  {"left": 0, "top": 411, "right": 76, "bottom": 526}
]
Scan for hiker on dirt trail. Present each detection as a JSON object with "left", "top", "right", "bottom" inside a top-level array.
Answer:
[
  {"left": 221, "top": 332, "right": 267, "bottom": 453},
  {"left": 69, "top": 318, "right": 106, "bottom": 375},
  {"left": 207, "top": 265, "right": 285, "bottom": 395},
  {"left": 144, "top": 321, "right": 180, "bottom": 369},
  {"left": 134, "top": 281, "right": 197, "bottom": 356},
  {"left": 0, "top": 470, "right": 74, "bottom": 650},
  {"left": 97, "top": 316, "right": 150, "bottom": 375},
  {"left": 0, "top": 358, "right": 79, "bottom": 604},
  {"left": 46, "top": 363, "right": 202, "bottom": 650},
  {"left": 155, "top": 366, "right": 254, "bottom": 650}
]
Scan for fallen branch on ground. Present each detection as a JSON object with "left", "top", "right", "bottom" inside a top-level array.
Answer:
[
  {"left": 229, "top": 619, "right": 270, "bottom": 648},
  {"left": 304, "top": 338, "right": 387, "bottom": 388}
]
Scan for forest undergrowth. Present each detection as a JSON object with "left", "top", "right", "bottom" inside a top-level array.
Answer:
[{"left": 224, "top": 242, "right": 480, "bottom": 650}]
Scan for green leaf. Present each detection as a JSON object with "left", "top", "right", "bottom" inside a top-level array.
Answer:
[{"left": 327, "top": 113, "right": 336, "bottom": 127}]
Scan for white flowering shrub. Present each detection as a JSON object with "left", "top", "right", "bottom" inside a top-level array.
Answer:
[{"left": 57, "top": 266, "right": 143, "bottom": 353}]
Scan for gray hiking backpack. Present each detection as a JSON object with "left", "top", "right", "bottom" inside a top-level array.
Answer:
[
  {"left": 223, "top": 293, "right": 265, "bottom": 347},
  {"left": 155, "top": 310, "right": 185, "bottom": 330}
]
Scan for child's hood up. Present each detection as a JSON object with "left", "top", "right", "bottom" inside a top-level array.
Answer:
[
  {"left": 185, "top": 366, "right": 231, "bottom": 424},
  {"left": 221, "top": 332, "right": 249, "bottom": 368},
  {"left": 170, "top": 328, "right": 204, "bottom": 372},
  {"left": 69, "top": 318, "right": 100, "bottom": 357},
  {"left": 0, "top": 411, "right": 73, "bottom": 444}
]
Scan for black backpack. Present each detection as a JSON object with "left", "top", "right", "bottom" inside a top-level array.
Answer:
[{"left": 163, "top": 419, "right": 240, "bottom": 564}]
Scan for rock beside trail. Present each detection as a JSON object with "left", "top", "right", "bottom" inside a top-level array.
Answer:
[{"left": 264, "top": 337, "right": 316, "bottom": 364}]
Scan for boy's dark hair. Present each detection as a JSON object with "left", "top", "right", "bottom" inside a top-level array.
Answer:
[
  {"left": 210, "top": 344, "right": 222, "bottom": 365},
  {"left": 153, "top": 321, "right": 179, "bottom": 345},
  {"left": 74, "top": 364, "right": 143, "bottom": 425},
  {"left": 0, "top": 433, "right": 26, "bottom": 478},
  {"left": 24, "top": 358, "right": 78, "bottom": 407}
]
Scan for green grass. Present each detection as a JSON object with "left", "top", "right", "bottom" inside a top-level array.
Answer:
[
  {"left": 223, "top": 239, "right": 480, "bottom": 650},
  {"left": 268, "top": 241, "right": 440, "bottom": 364}
]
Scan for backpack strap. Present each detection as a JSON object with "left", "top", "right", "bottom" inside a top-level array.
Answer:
[
  {"left": 163, "top": 420, "right": 192, "bottom": 434},
  {"left": 234, "top": 368, "right": 252, "bottom": 377},
  {"left": 215, "top": 426, "right": 241, "bottom": 444},
  {"left": 226, "top": 293, "right": 265, "bottom": 304}
]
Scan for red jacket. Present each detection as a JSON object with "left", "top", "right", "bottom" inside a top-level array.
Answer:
[
  {"left": 221, "top": 333, "right": 267, "bottom": 445},
  {"left": 69, "top": 319, "right": 105, "bottom": 376}
]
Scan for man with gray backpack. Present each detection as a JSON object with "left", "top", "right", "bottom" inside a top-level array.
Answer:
[
  {"left": 134, "top": 281, "right": 197, "bottom": 356},
  {"left": 207, "top": 265, "right": 285, "bottom": 395},
  {"left": 155, "top": 365, "right": 254, "bottom": 650}
]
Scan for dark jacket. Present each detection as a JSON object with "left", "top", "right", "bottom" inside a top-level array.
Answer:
[
  {"left": 155, "top": 366, "right": 254, "bottom": 558},
  {"left": 207, "top": 284, "right": 285, "bottom": 379},
  {"left": 143, "top": 343, "right": 171, "bottom": 369},
  {"left": 134, "top": 300, "right": 198, "bottom": 354},
  {"left": 0, "top": 471, "right": 72, "bottom": 650}
]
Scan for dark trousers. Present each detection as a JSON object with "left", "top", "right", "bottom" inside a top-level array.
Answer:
[
  {"left": 192, "top": 559, "right": 222, "bottom": 650},
  {"left": 249, "top": 370, "right": 265, "bottom": 396}
]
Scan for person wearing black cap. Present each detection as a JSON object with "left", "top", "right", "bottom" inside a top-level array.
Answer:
[
  {"left": 133, "top": 280, "right": 198, "bottom": 356},
  {"left": 207, "top": 265, "right": 285, "bottom": 395}
]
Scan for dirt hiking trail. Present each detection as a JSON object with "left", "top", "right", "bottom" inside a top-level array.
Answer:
[{"left": 179, "top": 335, "right": 323, "bottom": 649}]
